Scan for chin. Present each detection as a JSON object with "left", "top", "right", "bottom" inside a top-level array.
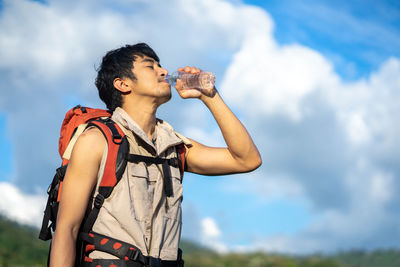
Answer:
[
  {"left": 157, "top": 90, "right": 171, "bottom": 105},
  {"left": 161, "top": 93, "right": 172, "bottom": 103}
]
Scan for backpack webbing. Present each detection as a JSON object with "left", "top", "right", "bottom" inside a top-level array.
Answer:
[{"left": 39, "top": 108, "right": 187, "bottom": 266}]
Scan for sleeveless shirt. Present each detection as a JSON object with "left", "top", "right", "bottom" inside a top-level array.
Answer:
[{"left": 89, "top": 107, "right": 191, "bottom": 260}]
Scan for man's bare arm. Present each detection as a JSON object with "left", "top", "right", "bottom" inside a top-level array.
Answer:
[
  {"left": 176, "top": 67, "right": 262, "bottom": 175},
  {"left": 185, "top": 93, "right": 261, "bottom": 175},
  {"left": 50, "top": 128, "right": 106, "bottom": 267}
]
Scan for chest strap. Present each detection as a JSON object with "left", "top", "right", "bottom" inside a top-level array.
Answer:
[
  {"left": 126, "top": 154, "right": 179, "bottom": 167},
  {"left": 127, "top": 154, "right": 180, "bottom": 197}
]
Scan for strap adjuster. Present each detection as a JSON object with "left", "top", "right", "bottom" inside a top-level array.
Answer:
[
  {"left": 93, "top": 194, "right": 105, "bottom": 209},
  {"left": 55, "top": 165, "right": 67, "bottom": 180},
  {"left": 126, "top": 248, "right": 140, "bottom": 261},
  {"left": 168, "top": 158, "right": 179, "bottom": 167},
  {"left": 112, "top": 134, "right": 122, "bottom": 144}
]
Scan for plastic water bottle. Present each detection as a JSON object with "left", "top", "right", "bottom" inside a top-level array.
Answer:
[{"left": 166, "top": 71, "right": 216, "bottom": 93}]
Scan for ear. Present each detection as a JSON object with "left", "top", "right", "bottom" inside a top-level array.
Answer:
[{"left": 113, "top": 78, "right": 132, "bottom": 93}]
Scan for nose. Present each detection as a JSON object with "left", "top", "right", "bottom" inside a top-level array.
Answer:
[{"left": 159, "top": 67, "right": 168, "bottom": 77}]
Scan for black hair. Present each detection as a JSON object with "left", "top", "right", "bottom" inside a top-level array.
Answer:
[{"left": 95, "top": 43, "right": 160, "bottom": 111}]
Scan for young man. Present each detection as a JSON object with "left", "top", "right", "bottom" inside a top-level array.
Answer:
[{"left": 50, "top": 43, "right": 261, "bottom": 266}]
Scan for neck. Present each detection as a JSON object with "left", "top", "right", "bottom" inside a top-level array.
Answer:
[{"left": 121, "top": 98, "right": 158, "bottom": 140}]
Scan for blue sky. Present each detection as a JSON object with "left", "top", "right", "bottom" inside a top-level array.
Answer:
[
  {"left": 0, "top": 114, "right": 13, "bottom": 180},
  {"left": 0, "top": 0, "right": 400, "bottom": 254},
  {"left": 244, "top": 0, "right": 400, "bottom": 80}
]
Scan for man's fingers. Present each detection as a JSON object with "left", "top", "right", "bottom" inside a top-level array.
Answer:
[
  {"left": 176, "top": 79, "right": 182, "bottom": 89},
  {"left": 179, "top": 66, "right": 201, "bottom": 74},
  {"left": 177, "top": 88, "right": 202, "bottom": 99},
  {"left": 191, "top": 68, "right": 200, "bottom": 74}
]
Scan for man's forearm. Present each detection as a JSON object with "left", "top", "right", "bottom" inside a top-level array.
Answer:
[
  {"left": 50, "top": 228, "right": 77, "bottom": 267},
  {"left": 200, "top": 91, "right": 261, "bottom": 168}
]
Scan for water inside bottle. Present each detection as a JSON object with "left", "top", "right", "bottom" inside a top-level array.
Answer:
[
  {"left": 165, "top": 74, "right": 177, "bottom": 87},
  {"left": 166, "top": 72, "right": 215, "bottom": 90}
]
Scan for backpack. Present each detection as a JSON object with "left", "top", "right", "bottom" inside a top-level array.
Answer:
[{"left": 39, "top": 105, "right": 186, "bottom": 267}]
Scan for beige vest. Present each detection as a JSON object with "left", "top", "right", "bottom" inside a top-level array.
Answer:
[{"left": 89, "top": 107, "right": 191, "bottom": 261}]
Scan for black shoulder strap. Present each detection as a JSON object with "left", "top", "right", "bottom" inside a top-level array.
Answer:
[
  {"left": 39, "top": 164, "right": 68, "bottom": 241},
  {"left": 81, "top": 118, "right": 128, "bottom": 233}
]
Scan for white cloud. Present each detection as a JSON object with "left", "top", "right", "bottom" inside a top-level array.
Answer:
[
  {"left": 199, "top": 0, "right": 400, "bottom": 253},
  {"left": 0, "top": 0, "right": 138, "bottom": 84},
  {"left": 345, "top": 112, "right": 370, "bottom": 145},
  {"left": 201, "top": 217, "right": 227, "bottom": 253},
  {"left": 327, "top": 58, "right": 400, "bottom": 152},
  {"left": 221, "top": 39, "right": 337, "bottom": 121},
  {"left": 0, "top": 182, "right": 46, "bottom": 227},
  {"left": 202, "top": 217, "right": 221, "bottom": 238},
  {"left": 369, "top": 172, "right": 393, "bottom": 204},
  {"left": 220, "top": 54, "right": 400, "bottom": 252},
  {"left": 203, "top": 48, "right": 393, "bottom": 255}
]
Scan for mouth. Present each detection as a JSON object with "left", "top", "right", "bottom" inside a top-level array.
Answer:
[{"left": 160, "top": 79, "right": 170, "bottom": 85}]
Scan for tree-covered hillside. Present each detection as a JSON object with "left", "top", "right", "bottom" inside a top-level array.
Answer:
[
  {"left": 0, "top": 215, "right": 399, "bottom": 267},
  {"left": 0, "top": 215, "right": 48, "bottom": 266}
]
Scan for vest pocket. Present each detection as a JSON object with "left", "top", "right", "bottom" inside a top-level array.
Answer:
[
  {"left": 128, "top": 162, "right": 182, "bottom": 222},
  {"left": 159, "top": 215, "right": 182, "bottom": 259},
  {"left": 128, "top": 163, "right": 153, "bottom": 222},
  {"left": 165, "top": 170, "right": 183, "bottom": 221}
]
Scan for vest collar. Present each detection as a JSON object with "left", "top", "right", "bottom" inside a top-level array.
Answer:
[{"left": 111, "top": 107, "right": 182, "bottom": 156}]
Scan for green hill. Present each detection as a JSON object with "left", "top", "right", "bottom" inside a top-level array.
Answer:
[
  {"left": 332, "top": 250, "right": 400, "bottom": 267},
  {"left": 0, "top": 215, "right": 400, "bottom": 267},
  {"left": 0, "top": 215, "right": 48, "bottom": 266}
]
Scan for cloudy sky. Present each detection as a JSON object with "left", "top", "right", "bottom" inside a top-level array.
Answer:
[{"left": 1, "top": 0, "right": 400, "bottom": 254}]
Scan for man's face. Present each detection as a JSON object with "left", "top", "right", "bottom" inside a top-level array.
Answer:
[{"left": 127, "top": 55, "right": 171, "bottom": 103}]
